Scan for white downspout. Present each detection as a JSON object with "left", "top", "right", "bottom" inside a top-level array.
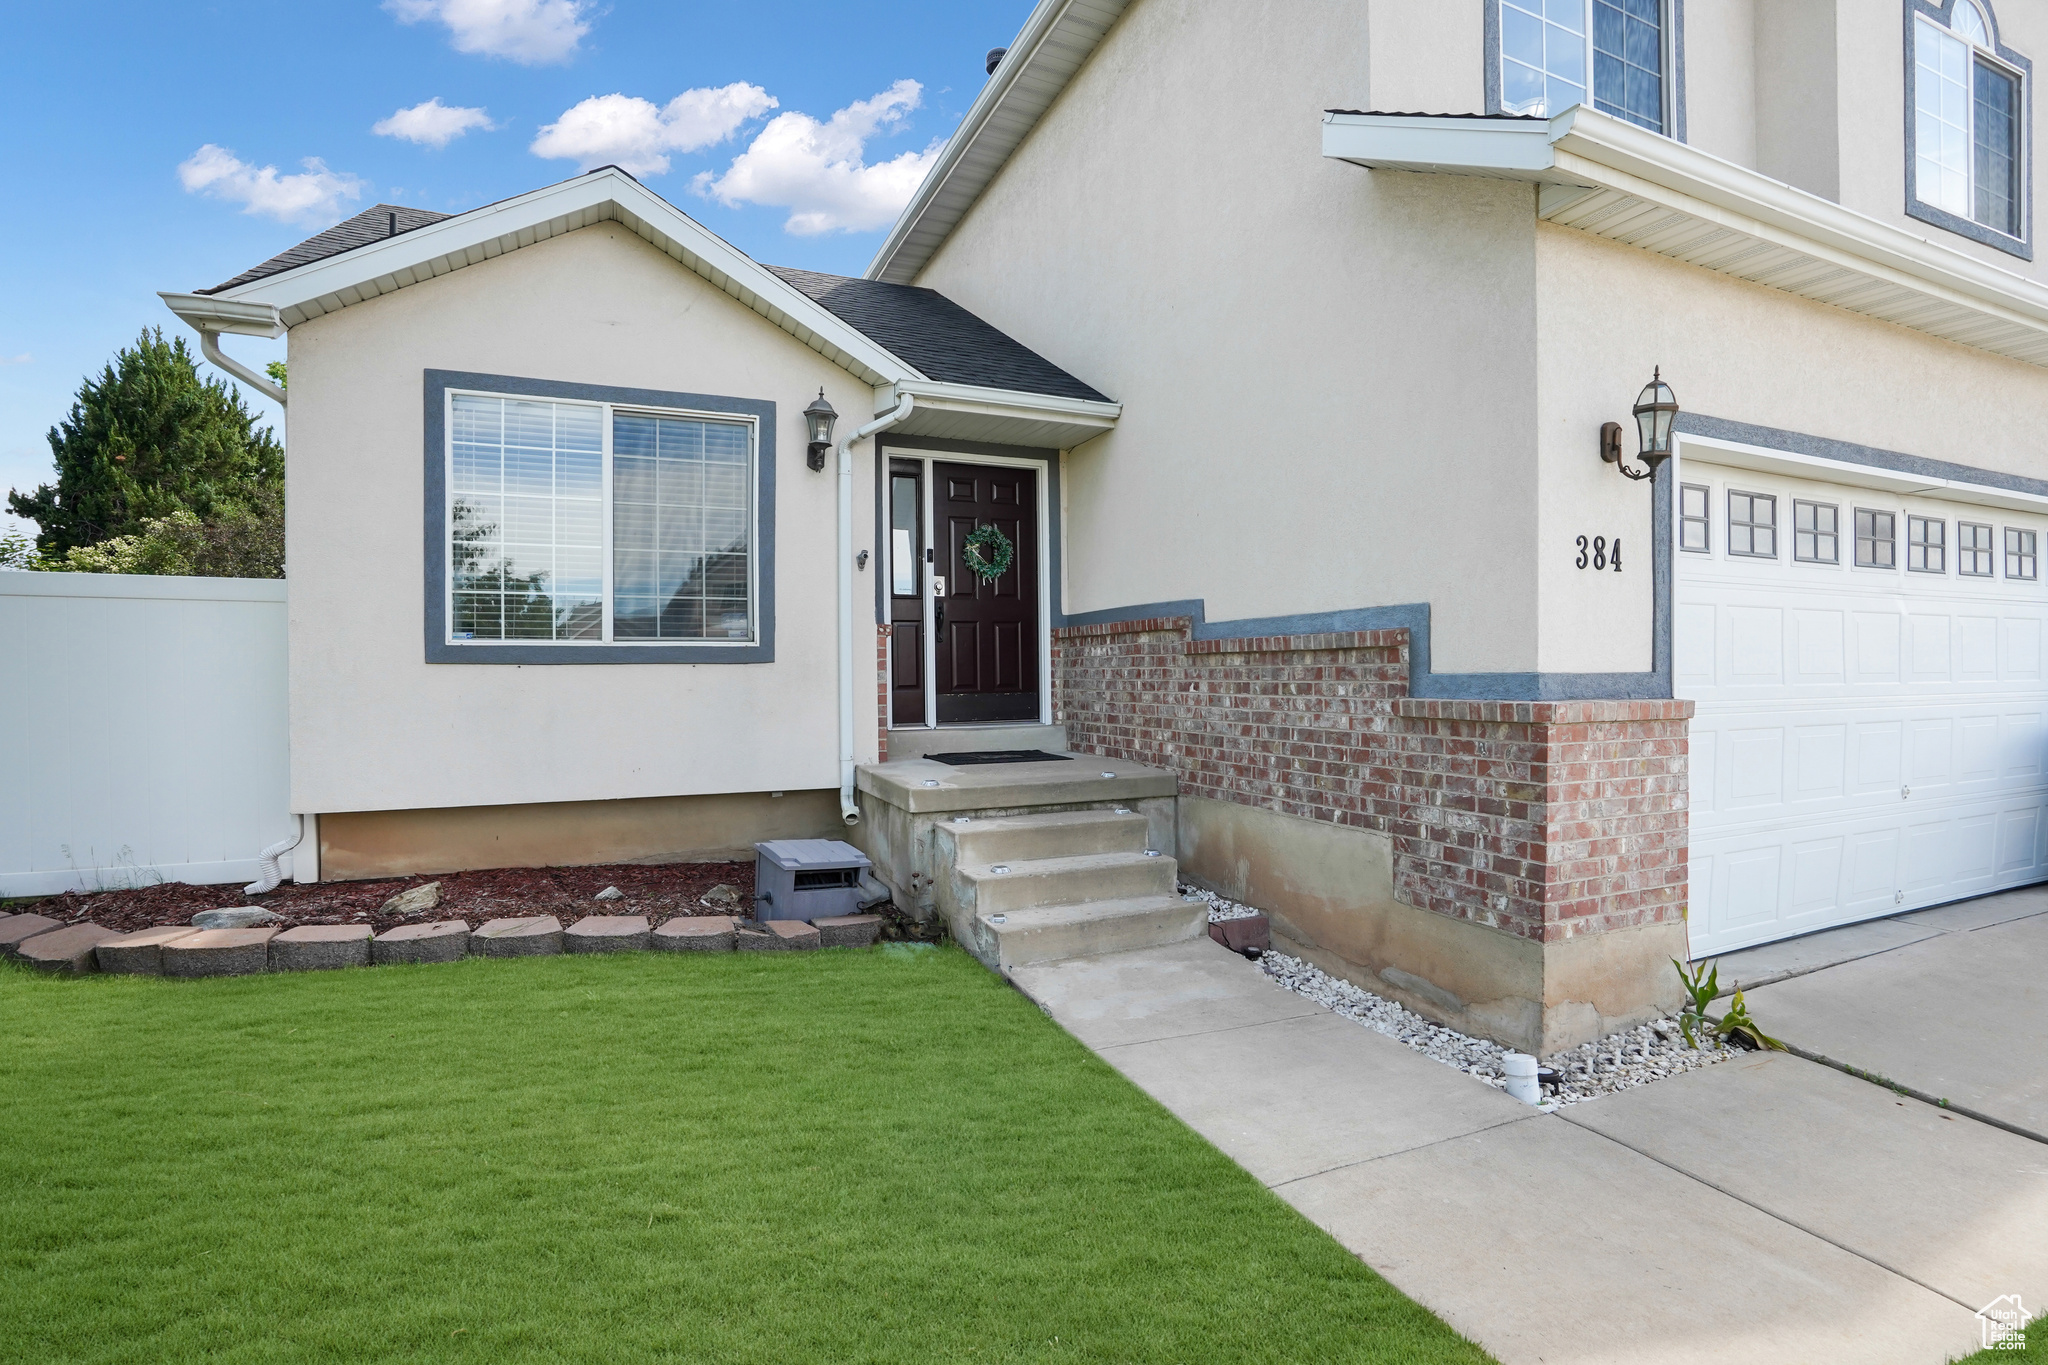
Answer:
[
  {"left": 839, "top": 391, "right": 916, "bottom": 825},
  {"left": 198, "top": 330, "right": 287, "bottom": 408}
]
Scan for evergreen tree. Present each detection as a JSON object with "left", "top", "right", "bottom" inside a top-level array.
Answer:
[{"left": 6, "top": 328, "right": 284, "bottom": 556}]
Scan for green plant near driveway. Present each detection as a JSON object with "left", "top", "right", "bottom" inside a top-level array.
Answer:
[
  {"left": 0, "top": 946, "right": 1492, "bottom": 1364},
  {"left": 1956, "top": 1313, "right": 2048, "bottom": 1361}
]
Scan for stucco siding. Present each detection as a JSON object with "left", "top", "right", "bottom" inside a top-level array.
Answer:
[
  {"left": 1533, "top": 219, "right": 2048, "bottom": 672},
  {"left": 915, "top": 0, "right": 1545, "bottom": 675},
  {"left": 286, "top": 225, "right": 878, "bottom": 814}
]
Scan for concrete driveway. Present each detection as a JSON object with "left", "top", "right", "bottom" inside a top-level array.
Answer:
[
  {"left": 1015, "top": 924, "right": 2048, "bottom": 1365},
  {"left": 1729, "top": 887, "right": 2048, "bottom": 1142}
]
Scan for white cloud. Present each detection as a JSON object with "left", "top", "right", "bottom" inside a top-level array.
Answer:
[
  {"left": 374, "top": 98, "right": 497, "bottom": 148},
  {"left": 530, "top": 84, "right": 777, "bottom": 176},
  {"left": 176, "top": 145, "right": 368, "bottom": 224},
  {"left": 694, "top": 80, "right": 941, "bottom": 235},
  {"left": 384, "top": 0, "right": 592, "bottom": 65},
  {"left": 0, "top": 355, "right": 30, "bottom": 366}
]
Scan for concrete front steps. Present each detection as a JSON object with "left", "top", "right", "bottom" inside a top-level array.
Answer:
[{"left": 933, "top": 810, "right": 1205, "bottom": 973}]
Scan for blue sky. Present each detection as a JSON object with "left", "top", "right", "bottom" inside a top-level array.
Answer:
[{"left": 0, "top": 0, "right": 1032, "bottom": 539}]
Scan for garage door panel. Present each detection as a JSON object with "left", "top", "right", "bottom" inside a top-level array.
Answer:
[
  {"left": 2003, "top": 617, "right": 2041, "bottom": 678},
  {"left": 1727, "top": 606, "right": 1784, "bottom": 684},
  {"left": 1681, "top": 459, "right": 2048, "bottom": 959},
  {"left": 1853, "top": 612, "right": 1902, "bottom": 682}
]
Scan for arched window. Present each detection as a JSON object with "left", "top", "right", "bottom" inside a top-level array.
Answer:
[
  {"left": 1910, "top": 0, "right": 2026, "bottom": 246},
  {"left": 1498, "top": 0, "right": 1669, "bottom": 134}
]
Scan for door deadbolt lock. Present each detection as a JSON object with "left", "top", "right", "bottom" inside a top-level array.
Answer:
[{"left": 930, "top": 575, "right": 946, "bottom": 596}]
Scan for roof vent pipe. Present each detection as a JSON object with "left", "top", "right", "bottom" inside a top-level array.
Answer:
[
  {"left": 388, "top": 211, "right": 397, "bottom": 236},
  {"left": 985, "top": 47, "right": 1006, "bottom": 75}
]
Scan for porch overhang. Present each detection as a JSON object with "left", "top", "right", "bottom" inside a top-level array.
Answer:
[
  {"left": 1323, "top": 106, "right": 2048, "bottom": 368},
  {"left": 877, "top": 379, "right": 1120, "bottom": 450}
]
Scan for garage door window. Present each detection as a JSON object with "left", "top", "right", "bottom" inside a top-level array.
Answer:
[
  {"left": 1679, "top": 484, "right": 1711, "bottom": 552},
  {"left": 1959, "top": 521, "right": 1996, "bottom": 576},
  {"left": 1794, "top": 500, "right": 1839, "bottom": 563},
  {"left": 2008, "top": 527, "right": 2038, "bottom": 579},
  {"left": 1857, "top": 509, "right": 1897, "bottom": 568},
  {"left": 1909, "top": 515, "right": 1947, "bottom": 572},
  {"left": 1728, "top": 490, "right": 1777, "bottom": 558}
]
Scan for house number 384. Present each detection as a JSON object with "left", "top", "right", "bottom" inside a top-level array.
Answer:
[{"left": 1576, "top": 535, "right": 1622, "bottom": 571}]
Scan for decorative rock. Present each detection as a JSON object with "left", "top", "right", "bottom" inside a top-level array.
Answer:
[
  {"left": 270, "top": 924, "right": 373, "bottom": 972},
  {"left": 470, "top": 916, "right": 563, "bottom": 957},
  {"left": 739, "top": 920, "right": 819, "bottom": 952},
  {"left": 18, "top": 922, "right": 118, "bottom": 974},
  {"left": 652, "top": 916, "right": 736, "bottom": 952},
  {"left": 161, "top": 927, "right": 278, "bottom": 978},
  {"left": 564, "top": 914, "right": 651, "bottom": 953},
  {"left": 699, "top": 884, "right": 742, "bottom": 913},
  {"left": 0, "top": 914, "right": 63, "bottom": 957},
  {"left": 96, "top": 925, "right": 202, "bottom": 975},
  {"left": 1208, "top": 913, "right": 1270, "bottom": 955},
  {"left": 372, "top": 919, "right": 470, "bottom": 965},
  {"left": 191, "top": 907, "right": 282, "bottom": 930},
  {"left": 811, "top": 914, "right": 883, "bottom": 949},
  {"left": 593, "top": 886, "right": 624, "bottom": 901},
  {"left": 380, "top": 882, "right": 442, "bottom": 917}
]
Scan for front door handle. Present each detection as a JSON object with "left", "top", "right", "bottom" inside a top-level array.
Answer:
[{"left": 931, "top": 575, "right": 945, "bottom": 636}]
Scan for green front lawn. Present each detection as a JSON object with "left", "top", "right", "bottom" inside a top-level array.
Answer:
[{"left": 0, "top": 944, "right": 1490, "bottom": 1364}]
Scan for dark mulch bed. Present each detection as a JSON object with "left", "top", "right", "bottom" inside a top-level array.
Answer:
[{"left": 5, "top": 862, "right": 758, "bottom": 938}]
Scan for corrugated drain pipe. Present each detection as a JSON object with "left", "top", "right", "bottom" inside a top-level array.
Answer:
[
  {"left": 839, "top": 391, "right": 916, "bottom": 825},
  {"left": 244, "top": 815, "right": 304, "bottom": 896}
]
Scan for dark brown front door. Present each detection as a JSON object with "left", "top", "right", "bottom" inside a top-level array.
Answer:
[
  {"left": 887, "top": 461, "right": 925, "bottom": 725},
  {"left": 934, "top": 461, "right": 1039, "bottom": 723}
]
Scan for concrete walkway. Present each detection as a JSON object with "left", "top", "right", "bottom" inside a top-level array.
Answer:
[{"left": 1014, "top": 939, "right": 2037, "bottom": 1365}]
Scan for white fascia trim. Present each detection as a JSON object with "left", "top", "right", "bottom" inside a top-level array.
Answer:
[
  {"left": 158, "top": 292, "right": 285, "bottom": 338},
  {"left": 888, "top": 377, "right": 1121, "bottom": 426},
  {"left": 1676, "top": 431, "right": 2048, "bottom": 516},
  {"left": 205, "top": 168, "right": 921, "bottom": 388},
  {"left": 1323, "top": 106, "right": 2048, "bottom": 336},
  {"left": 865, "top": 0, "right": 1132, "bottom": 284}
]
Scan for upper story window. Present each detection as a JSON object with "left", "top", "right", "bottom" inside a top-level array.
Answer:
[
  {"left": 1500, "top": 0, "right": 1668, "bottom": 133},
  {"left": 1908, "top": 0, "right": 2029, "bottom": 255}
]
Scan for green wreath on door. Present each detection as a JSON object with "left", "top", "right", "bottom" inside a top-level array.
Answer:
[{"left": 961, "top": 524, "right": 1014, "bottom": 582}]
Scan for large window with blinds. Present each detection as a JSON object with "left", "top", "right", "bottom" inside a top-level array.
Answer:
[
  {"left": 445, "top": 390, "right": 758, "bottom": 648},
  {"left": 1909, "top": 0, "right": 2028, "bottom": 252}
]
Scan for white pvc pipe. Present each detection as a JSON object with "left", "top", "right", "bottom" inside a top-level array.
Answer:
[
  {"left": 200, "top": 330, "right": 287, "bottom": 408},
  {"left": 838, "top": 392, "right": 916, "bottom": 825},
  {"left": 244, "top": 814, "right": 305, "bottom": 895},
  {"left": 1502, "top": 1052, "right": 1541, "bottom": 1106}
]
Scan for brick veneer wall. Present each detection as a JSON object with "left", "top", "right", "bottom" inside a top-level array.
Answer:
[
  {"left": 1050, "top": 616, "right": 1693, "bottom": 945},
  {"left": 876, "top": 633, "right": 891, "bottom": 765}
]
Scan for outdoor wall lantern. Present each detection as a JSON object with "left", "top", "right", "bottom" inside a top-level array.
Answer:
[
  {"left": 804, "top": 390, "right": 838, "bottom": 471},
  {"left": 1600, "top": 367, "right": 1679, "bottom": 482}
]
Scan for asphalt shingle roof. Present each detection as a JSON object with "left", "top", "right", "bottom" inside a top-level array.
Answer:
[
  {"left": 198, "top": 203, "right": 453, "bottom": 294},
  {"left": 765, "top": 266, "right": 1110, "bottom": 402},
  {"left": 193, "top": 193, "right": 1110, "bottom": 404}
]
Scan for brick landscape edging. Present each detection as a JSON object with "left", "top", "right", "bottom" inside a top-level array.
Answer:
[{"left": 1051, "top": 617, "right": 1692, "bottom": 945}]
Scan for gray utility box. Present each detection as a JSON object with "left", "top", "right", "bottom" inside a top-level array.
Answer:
[{"left": 754, "top": 840, "right": 873, "bottom": 921}]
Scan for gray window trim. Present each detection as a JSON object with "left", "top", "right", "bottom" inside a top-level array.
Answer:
[
  {"left": 1485, "top": 0, "right": 1687, "bottom": 141},
  {"left": 1726, "top": 488, "right": 1778, "bottom": 558},
  {"left": 2007, "top": 525, "right": 2039, "bottom": 579},
  {"left": 1678, "top": 481, "right": 1711, "bottom": 552},
  {"left": 1855, "top": 507, "right": 1899, "bottom": 569},
  {"left": 422, "top": 369, "right": 777, "bottom": 665},
  {"left": 1907, "top": 513, "right": 1948, "bottom": 573},
  {"left": 1958, "top": 519, "right": 1997, "bottom": 575},
  {"left": 1793, "top": 499, "right": 1841, "bottom": 563},
  {"left": 1903, "top": 0, "right": 2033, "bottom": 260}
]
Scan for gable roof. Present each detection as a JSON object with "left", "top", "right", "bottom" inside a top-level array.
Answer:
[
  {"left": 165, "top": 166, "right": 1121, "bottom": 448},
  {"left": 203, "top": 204, "right": 454, "bottom": 293},
  {"left": 765, "top": 266, "right": 1108, "bottom": 402},
  {"left": 866, "top": 0, "right": 1134, "bottom": 284}
]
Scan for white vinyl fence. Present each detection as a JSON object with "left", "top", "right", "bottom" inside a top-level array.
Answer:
[{"left": 0, "top": 571, "right": 294, "bottom": 897}]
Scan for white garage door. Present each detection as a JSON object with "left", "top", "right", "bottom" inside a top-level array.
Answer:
[{"left": 1678, "top": 457, "right": 2048, "bottom": 958}]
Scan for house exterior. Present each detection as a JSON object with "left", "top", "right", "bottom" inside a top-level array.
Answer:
[{"left": 163, "top": 0, "right": 2048, "bottom": 1052}]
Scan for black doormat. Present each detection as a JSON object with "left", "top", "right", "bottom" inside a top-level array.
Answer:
[{"left": 925, "top": 750, "right": 1073, "bottom": 766}]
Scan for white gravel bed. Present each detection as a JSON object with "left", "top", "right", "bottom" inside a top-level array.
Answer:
[{"left": 1184, "top": 885, "right": 1739, "bottom": 1106}]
